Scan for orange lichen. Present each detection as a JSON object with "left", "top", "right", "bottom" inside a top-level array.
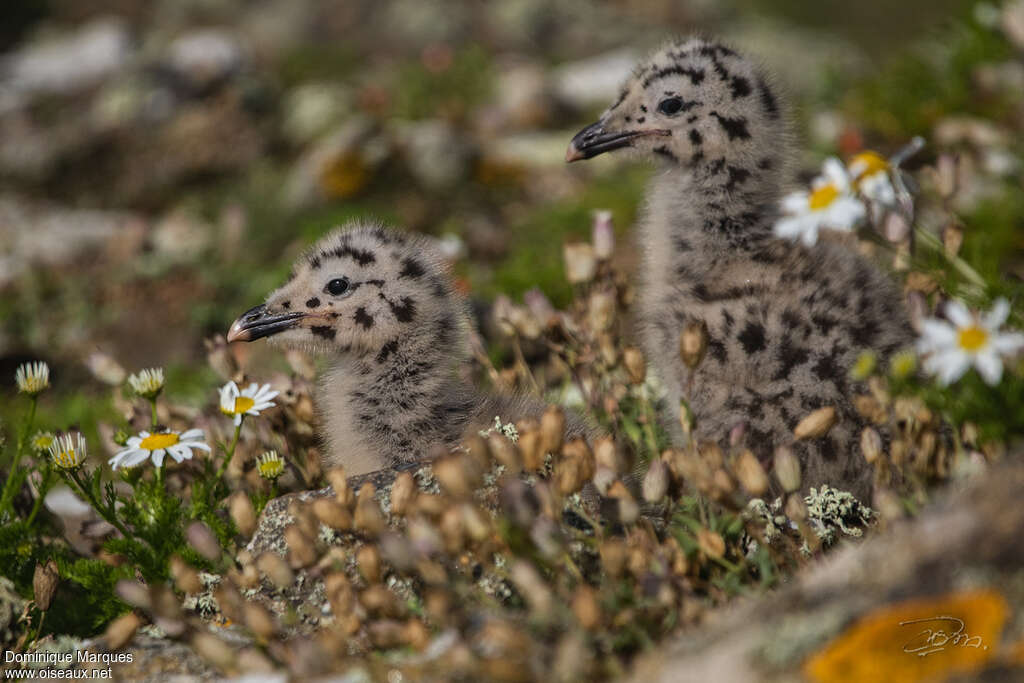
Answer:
[{"left": 804, "top": 590, "right": 1007, "bottom": 683}]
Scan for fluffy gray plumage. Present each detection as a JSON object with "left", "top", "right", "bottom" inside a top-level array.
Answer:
[
  {"left": 568, "top": 38, "right": 912, "bottom": 497},
  {"left": 233, "top": 221, "right": 582, "bottom": 475}
]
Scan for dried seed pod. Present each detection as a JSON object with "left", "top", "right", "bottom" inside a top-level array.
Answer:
[
  {"left": 588, "top": 290, "right": 616, "bottom": 331},
  {"left": 284, "top": 524, "right": 318, "bottom": 568},
  {"left": 623, "top": 347, "right": 647, "bottom": 385},
  {"left": 696, "top": 528, "right": 725, "bottom": 559},
  {"left": 592, "top": 465, "right": 617, "bottom": 496},
  {"left": 679, "top": 402, "right": 694, "bottom": 437},
  {"left": 326, "top": 467, "right": 354, "bottom": 508},
  {"left": 853, "top": 394, "right": 886, "bottom": 424},
  {"left": 618, "top": 494, "right": 640, "bottom": 524},
  {"left": 243, "top": 603, "right": 277, "bottom": 640},
  {"left": 169, "top": 555, "right": 203, "bottom": 594},
  {"left": 414, "top": 493, "right": 446, "bottom": 519},
  {"left": 460, "top": 504, "right": 491, "bottom": 543},
  {"left": 403, "top": 619, "right": 430, "bottom": 650},
  {"left": 103, "top": 612, "right": 142, "bottom": 651},
  {"left": 593, "top": 436, "right": 624, "bottom": 474},
  {"left": 115, "top": 580, "right": 151, "bottom": 610},
  {"left": 256, "top": 552, "right": 294, "bottom": 589},
  {"left": 679, "top": 320, "right": 708, "bottom": 369},
  {"left": 354, "top": 483, "right": 387, "bottom": 537},
  {"left": 642, "top": 458, "right": 670, "bottom": 503},
  {"left": 360, "top": 584, "right": 404, "bottom": 618},
  {"left": 228, "top": 492, "right": 257, "bottom": 538},
  {"left": 710, "top": 469, "right": 735, "bottom": 499},
  {"left": 599, "top": 539, "right": 627, "bottom": 578},
  {"left": 390, "top": 471, "right": 417, "bottom": 517},
  {"left": 563, "top": 242, "right": 597, "bottom": 284},
  {"left": 33, "top": 560, "right": 59, "bottom": 611},
  {"left": 873, "top": 488, "right": 904, "bottom": 522},
  {"left": 539, "top": 406, "right": 566, "bottom": 456},
  {"left": 357, "top": 544, "right": 383, "bottom": 584},
  {"left": 784, "top": 493, "right": 808, "bottom": 522},
  {"left": 572, "top": 585, "right": 601, "bottom": 630},
  {"left": 860, "top": 427, "right": 883, "bottom": 464},
  {"left": 562, "top": 438, "right": 595, "bottom": 482},
  {"left": 439, "top": 507, "right": 466, "bottom": 553},
  {"left": 488, "top": 433, "right": 522, "bottom": 474},
  {"left": 519, "top": 430, "right": 545, "bottom": 473},
  {"left": 434, "top": 455, "right": 474, "bottom": 499},
  {"left": 312, "top": 498, "right": 353, "bottom": 531},
  {"left": 510, "top": 561, "right": 552, "bottom": 618},
  {"left": 186, "top": 521, "right": 221, "bottom": 563},
  {"left": 592, "top": 210, "right": 615, "bottom": 259},
  {"left": 288, "top": 500, "right": 319, "bottom": 540},
  {"left": 794, "top": 406, "right": 837, "bottom": 440},
  {"left": 773, "top": 446, "right": 802, "bottom": 493},
  {"left": 192, "top": 632, "right": 236, "bottom": 671},
  {"left": 324, "top": 572, "right": 354, "bottom": 616},
  {"left": 734, "top": 450, "right": 769, "bottom": 496}
]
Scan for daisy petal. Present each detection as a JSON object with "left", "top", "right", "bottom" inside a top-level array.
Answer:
[
  {"left": 973, "top": 350, "right": 1004, "bottom": 385},
  {"left": 944, "top": 300, "right": 973, "bottom": 328},
  {"left": 993, "top": 331, "right": 1024, "bottom": 355},
  {"left": 983, "top": 298, "right": 1010, "bottom": 329}
]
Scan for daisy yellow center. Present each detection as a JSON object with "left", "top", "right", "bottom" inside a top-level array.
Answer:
[
  {"left": 808, "top": 183, "right": 839, "bottom": 211},
  {"left": 140, "top": 433, "right": 180, "bottom": 450},
  {"left": 851, "top": 151, "right": 888, "bottom": 180},
  {"left": 957, "top": 326, "right": 988, "bottom": 352},
  {"left": 55, "top": 449, "right": 77, "bottom": 468},
  {"left": 258, "top": 459, "right": 284, "bottom": 478},
  {"left": 234, "top": 396, "right": 255, "bottom": 413}
]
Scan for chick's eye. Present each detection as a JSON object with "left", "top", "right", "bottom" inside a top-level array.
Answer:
[
  {"left": 657, "top": 97, "right": 684, "bottom": 116},
  {"left": 326, "top": 277, "right": 350, "bottom": 296}
]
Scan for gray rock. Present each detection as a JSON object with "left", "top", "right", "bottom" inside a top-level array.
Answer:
[
  {"left": 1, "top": 18, "right": 132, "bottom": 99},
  {"left": 165, "top": 29, "right": 244, "bottom": 91},
  {"left": 551, "top": 48, "right": 637, "bottom": 110}
]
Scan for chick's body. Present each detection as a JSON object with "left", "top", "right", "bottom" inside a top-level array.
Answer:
[{"left": 568, "top": 38, "right": 912, "bottom": 496}]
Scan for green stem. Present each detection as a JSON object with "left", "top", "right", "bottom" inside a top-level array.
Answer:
[
  {"left": 27, "top": 465, "right": 55, "bottom": 525},
  {"left": 65, "top": 469, "right": 133, "bottom": 540},
  {"left": 0, "top": 396, "right": 38, "bottom": 515},
  {"left": 149, "top": 398, "right": 159, "bottom": 430},
  {"left": 216, "top": 423, "right": 243, "bottom": 481}
]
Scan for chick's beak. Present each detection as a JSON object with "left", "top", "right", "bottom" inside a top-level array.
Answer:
[
  {"left": 227, "top": 304, "right": 306, "bottom": 343},
  {"left": 566, "top": 120, "right": 671, "bottom": 162}
]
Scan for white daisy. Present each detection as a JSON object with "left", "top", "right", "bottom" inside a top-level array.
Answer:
[
  {"left": 848, "top": 151, "right": 897, "bottom": 207},
  {"left": 109, "top": 428, "right": 211, "bottom": 470},
  {"left": 256, "top": 451, "right": 285, "bottom": 480},
  {"left": 774, "top": 158, "right": 866, "bottom": 246},
  {"left": 917, "top": 298, "right": 1024, "bottom": 386},
  {"left": 219, "top": 381, "right": 279, "bottom": 426},
  {"left": 49, "top": 432, "right": 87, "bottom": 470},
  {"left": 31, "top": 431, "right": 56, "bottom": 453},
  {"left": 127, "top": 367, "right": 165, "bottom": 399},
  {"left": 15, "top": 361, "right": 50, "bottom": 396}
]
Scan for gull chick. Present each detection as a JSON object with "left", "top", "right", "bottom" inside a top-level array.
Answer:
[
  {"left": 228, "top": 221, "right": 574, "bottom": 476},
  {"left": 567, "top": 38, "right": 912, "bottom": 496}
]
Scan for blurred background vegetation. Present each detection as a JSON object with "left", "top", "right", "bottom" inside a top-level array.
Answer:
[{"left": 1, "top": 0, "right": 1022, "bottom": 443}]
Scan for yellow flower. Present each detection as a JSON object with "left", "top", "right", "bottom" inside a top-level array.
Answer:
[
  {"left": 15, "top": 361, "right": 50, "bottom": 396},
  {"left": 256, "top": 451, "right": 285, "bottom": 480}
]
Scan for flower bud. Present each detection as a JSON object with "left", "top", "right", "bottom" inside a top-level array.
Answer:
[
  {"left": 488, "top": 433, "right": 522, "bottom": 474},
  {"left": 518, "top": 427, "right": 544, "bottom": 472}
]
